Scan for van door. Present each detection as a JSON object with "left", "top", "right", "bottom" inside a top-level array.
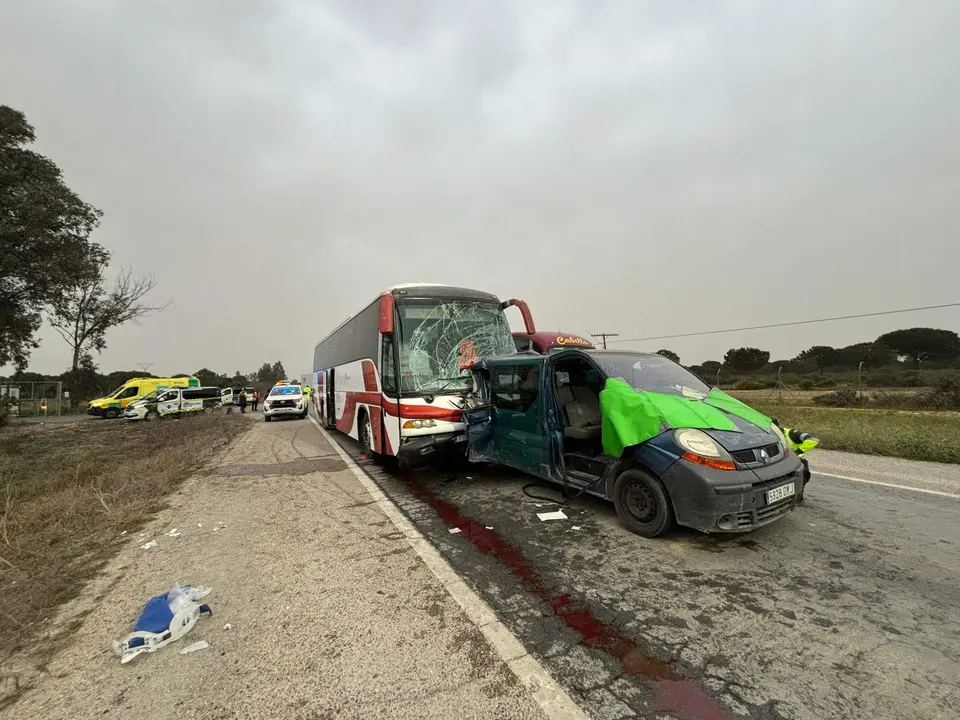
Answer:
[
  {"left": 464, "top": 360, "right": 554, "bottom": 480},
  {"left": 158, "top": 389, "right": 181, "bottom": 416}
]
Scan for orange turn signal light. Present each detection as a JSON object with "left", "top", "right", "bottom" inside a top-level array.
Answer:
[{"left": 682, "top": 452, "right": 736, "bottom": 471}]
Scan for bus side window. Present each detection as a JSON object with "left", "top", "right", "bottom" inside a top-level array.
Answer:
[{"left": 381, "top": 335, "right": 397, "bottom": 395}]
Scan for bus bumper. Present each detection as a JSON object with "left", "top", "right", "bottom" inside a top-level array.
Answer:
[{"left": 397, "top": 431, "right": 467, "bottom": 469}]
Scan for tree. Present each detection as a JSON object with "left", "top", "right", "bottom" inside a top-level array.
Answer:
[
  {"left": 195, "top": 368, "right": 226, "bottom": 387},
  {"left": 793, "top": 345, "right": 840, "bottom": 375},
  {"left": 656, "top": 349, "right": 680, "bottom": 363},
  {"left": 723, "top": 347, "right": 770, "bottom": 372},
  {"left": 836, "top": 342, "right": 895, "bottom": 369},
  {"left": 272, "top": 361, "right": 287, "bottom": 381},
  {"left": 256, "top": 362, "right": 277, "bottom": 384},
  {"left": 876, "top": 328, "right": 960, "bottom": 369},
  {"left": 50, "top": 266, "right": 167, "bottom": 372},
  {"left": 0, "top": 106, "right": 105, "bottom": 368},
  {"left": 230, "top": 371, "right": 247, "bottom": 386}
]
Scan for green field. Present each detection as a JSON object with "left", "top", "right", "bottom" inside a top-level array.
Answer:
[{"left": 749, "top": 403, "right": 960, "bottom": 464}]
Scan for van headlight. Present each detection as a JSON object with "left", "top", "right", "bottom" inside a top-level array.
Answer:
[{"left": 673, "top": 428, "right": 736, "bottom": 471}]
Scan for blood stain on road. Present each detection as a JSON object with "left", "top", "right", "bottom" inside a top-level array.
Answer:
[{"left": 402, "top": 475, "right": 730, "bottom": 720}]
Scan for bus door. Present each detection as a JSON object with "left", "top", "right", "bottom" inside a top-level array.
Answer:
[{"left": 326, "top": 369, "right": 336, "bottom": 428}]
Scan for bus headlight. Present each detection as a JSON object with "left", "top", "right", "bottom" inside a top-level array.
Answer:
[{"left": 403, "top": 419, "right": 437, "bottom": 429}]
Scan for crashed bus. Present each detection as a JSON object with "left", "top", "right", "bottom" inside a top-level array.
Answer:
[{"left": 311, "top": 284, "right": 536, "bottom": 468}]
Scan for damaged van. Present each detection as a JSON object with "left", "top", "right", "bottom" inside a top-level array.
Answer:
[{"left": 462, "top": 349, "right": 804, "bottom": 537}]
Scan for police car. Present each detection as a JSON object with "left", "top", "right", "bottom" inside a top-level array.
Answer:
[{"left": 263, "top": 382, "right": 308, "bottom": 421}]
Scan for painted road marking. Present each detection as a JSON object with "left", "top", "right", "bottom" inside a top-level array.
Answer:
[
  {"left": 815, "top": 472, "right": 960, "bottom": 500},
  {"left": 307, "top": 415, "right": 587, "bottom": 720}
]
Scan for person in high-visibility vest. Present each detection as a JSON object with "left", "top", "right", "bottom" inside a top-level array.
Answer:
[{"left": 773, "top": 418, "right": 819, "bottom": 503}]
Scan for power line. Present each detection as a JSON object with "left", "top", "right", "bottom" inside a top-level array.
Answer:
[
  {"left": 590, "top": 332, "right": 619, "bottom": 349},
  {"left": 608, "top": 302, "right": 960, "bottom": 345}
]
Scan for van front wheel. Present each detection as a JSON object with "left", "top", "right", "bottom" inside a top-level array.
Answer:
[
  {"left": 104, "top": 408, "right": 120, "bottom": 420},
  {"left": 612, "top": 468, "right": 674, "bottom": 538}
]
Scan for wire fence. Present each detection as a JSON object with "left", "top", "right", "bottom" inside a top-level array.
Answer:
[{"left": 0, "top": 381, "right": 66, "bottom": 417}]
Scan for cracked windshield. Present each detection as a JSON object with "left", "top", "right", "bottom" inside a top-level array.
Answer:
[{"left": 398, "top": 300, "right": 515, "bottom": 394}]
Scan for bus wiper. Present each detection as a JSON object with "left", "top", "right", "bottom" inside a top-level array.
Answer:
[{"left": 423, "top": 376, "right": 469, "bottom": 403}]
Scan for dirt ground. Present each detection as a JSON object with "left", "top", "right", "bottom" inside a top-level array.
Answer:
[{"left": 1, "top": 417, "right": 549, "bottom": 720}]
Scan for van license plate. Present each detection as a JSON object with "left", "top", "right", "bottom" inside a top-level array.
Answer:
[{"left": 766, "top": 483, "right": 795, "bottom": 505}]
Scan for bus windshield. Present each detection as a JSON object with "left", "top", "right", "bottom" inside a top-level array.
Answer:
[{"left": 398, "top": 299, "right": 515, "bottom": 394}]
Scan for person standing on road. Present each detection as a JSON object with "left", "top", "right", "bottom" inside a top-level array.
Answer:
[
  {"left": 252, "top": 390, "right": 260, "bottom": 412},
  {"left": 238, "top": 391, "right": 247, "bottom": 414}
]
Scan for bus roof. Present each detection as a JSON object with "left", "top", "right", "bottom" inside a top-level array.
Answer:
[{"left": 314, "top": 285, "right": 505, "bottom": 350}]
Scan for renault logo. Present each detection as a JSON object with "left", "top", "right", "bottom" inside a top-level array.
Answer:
[{"left": 758, "top": 448, "right": 768, "bottom": 462}]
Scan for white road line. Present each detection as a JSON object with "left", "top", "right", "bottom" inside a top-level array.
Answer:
[
  {"left": 815, "top": 471, "right": 960, "bottom": 500},
  {"left": 307, "top": 415, "right": 587, "bottom": 720}
]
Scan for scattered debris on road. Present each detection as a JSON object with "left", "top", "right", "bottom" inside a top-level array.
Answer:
[
  {"left": 180, "top": 640, "right": 209, "bottom": 655},
  {"left": 113, "top": 586, "right": 213, "bottom": 664},
  {"left": 537, "top": 509, "right": 567, "bottom": 521},
  {"left": 449, "top": 527, "right": 462, "bottom": 534},
  {"left": 139, "top": 540, "right": 157, "bottom": 550}
]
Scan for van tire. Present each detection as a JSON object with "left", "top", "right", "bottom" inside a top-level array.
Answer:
[
  {"left": 264, "top": 415, "right": 272, "bottom": 422},
  {"left": 144, "top": 409, "right": 158, "bottom": 421},
  {"left": 612, "top": 468, "right": 674, "bottom": 538},
  {"left": 104, "top": 408, "right": 120, "bottom": 420}
]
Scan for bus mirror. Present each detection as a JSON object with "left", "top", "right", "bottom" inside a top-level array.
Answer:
[{"left": 379, "top": 293, "right": 395, "bottom": 334}]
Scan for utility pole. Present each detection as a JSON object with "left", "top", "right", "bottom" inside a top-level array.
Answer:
[
  {"left": 590, "top": 332, "right": 619, "bottom": 350},
  {"left": 136, "top": 362, "right": 154, "bottom": 375}
]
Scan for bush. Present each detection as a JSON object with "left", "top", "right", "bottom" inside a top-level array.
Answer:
[
  {"left": 733, "top": 378, "right": 766, "bottom": 391},
  {"left": 865, "top": 371, "right": 899, "bottom": 388},
  {"left": 902, "top": 371, "right": 923, "bottom": 388},
  {"left": 813, "top": 387, "right": 860, "bottom": 407},
  {"left": 916, "top": 375, "right": 960, "bottom": 409},
  {"left": 815, "top": 377, "right": 837, "bottom": 388},
  {"left": 797, "top": 379, "right": 815, "bottom": 390}
]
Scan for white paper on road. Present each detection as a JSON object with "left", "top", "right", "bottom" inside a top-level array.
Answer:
[
  {"left": 180, "top": 640, "right": 209, "bottom": 654},
  {"left": 448, "top": 528, "right": 462, "bottom": 534},
  {"left": 537, "top": 510, "right": 567, "bottom": 521}
]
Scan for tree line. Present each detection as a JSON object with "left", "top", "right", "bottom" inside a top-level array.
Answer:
[{"left": 655, "top": 327, "right": 960, "bottom": 386}]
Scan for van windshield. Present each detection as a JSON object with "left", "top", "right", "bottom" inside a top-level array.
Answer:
[{"left": 596, "top": 353, "right": 711, "bottom": 399}]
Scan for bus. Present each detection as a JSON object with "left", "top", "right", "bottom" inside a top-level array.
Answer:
[{"left": 311, "top": 284, "right": 536, "bottom": 468}]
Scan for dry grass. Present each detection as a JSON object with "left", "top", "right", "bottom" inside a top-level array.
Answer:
[
  {"left": 0, "top": 413, "right": 246, "bottom": 663},
  {"left": 730, "top": 387, "right": 924, "bottom": 407},
  {"left": 750, "top": 403, "right": 960, "bottom": 464}
]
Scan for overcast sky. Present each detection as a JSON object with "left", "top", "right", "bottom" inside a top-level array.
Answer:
[{"left": 2, "top": 0, "right": 959, "bottom": 376}]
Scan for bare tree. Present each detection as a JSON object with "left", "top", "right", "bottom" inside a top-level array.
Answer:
[{"left": 51, "top": 268, "right": 169, "bottom": 372}]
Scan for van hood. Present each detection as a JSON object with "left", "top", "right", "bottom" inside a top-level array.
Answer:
[{"left": 701, "top": 412, "right": 778, "bottom": 451}]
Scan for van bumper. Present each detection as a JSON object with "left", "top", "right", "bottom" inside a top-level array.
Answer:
[{"left": 665, "top": 454, "right": 804, "bottom": 533}]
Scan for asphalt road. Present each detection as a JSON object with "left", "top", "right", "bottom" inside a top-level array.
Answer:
[{"left": 333, "top": 433, "right": 960, "bottom": 720}]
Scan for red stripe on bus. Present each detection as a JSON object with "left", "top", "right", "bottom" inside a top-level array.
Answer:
[
  {"left": 361, "top": 360, "right": 378, "bottom": 392},
  {"left": 381, "top": 396, "right": 462, "bottom": 422}
]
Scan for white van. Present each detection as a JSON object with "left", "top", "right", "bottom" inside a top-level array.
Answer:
[{"left": 125, "top": 386, "right": 227, "bottom": 420}]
